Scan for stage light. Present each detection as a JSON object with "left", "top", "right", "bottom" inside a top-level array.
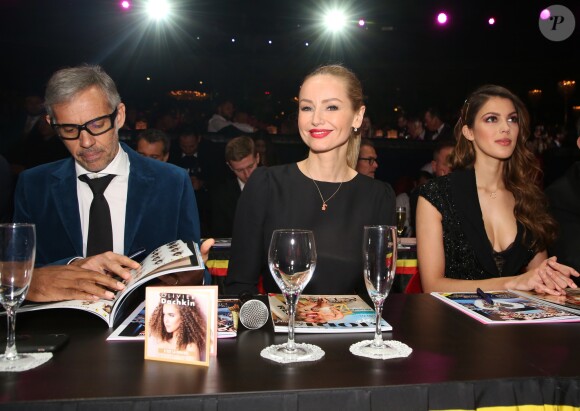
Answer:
[
  {"left": 145, "top": 0, "right": 171, "bottom": 20},
  {"left": 437, "top": 12, "right": 448, "bottom": 25},
  {"left": 268, "top": 40, "right": 272, "bottom": 44},
  {"left": 488, "top": 17, "right": 496, "bottom": 25},
  {"left": 305, "top": 42, "right": 309, "bottom": 47},
  {"left": 540, "top": 9, "right": 551, "bottom": 20},
  {"left": 231, "top": 38, "right": 236, "bottom": 43},
  {"left": 358, "top": 19, "right": 365, "bottom": 27},
  {"left": 324, "top": 9, "right": 348, "bottom": 33},
  {"left": 120, "top": 1, "right": 130, "bottom": 10}
]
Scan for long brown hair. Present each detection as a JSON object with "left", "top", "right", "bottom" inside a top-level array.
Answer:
[
  {"left": 452, "top": 84, "right": 556, "bottom": 252},
  {"left": 149, "top": 296, "right": 207, "bottom": 352},
  {"left": 301, "top": 65, "right": 364, "bottom": 168}
]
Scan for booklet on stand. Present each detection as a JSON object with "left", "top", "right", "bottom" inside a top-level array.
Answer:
[
  {"left": 268, "top": 294, "right": 392, "bottom": 333},
  {"left": 18, "top": 240, "right": 204, "bottom": 328},
  {"left": 144, "top": 286, "right": 217, "bottom": 366},
  {"left": 431, "top": 290, "right": 580, "bottom": 324}
]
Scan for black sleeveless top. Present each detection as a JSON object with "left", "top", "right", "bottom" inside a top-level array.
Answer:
[{"left": 418, "top": 169, "right": 536, "bottom": 280}]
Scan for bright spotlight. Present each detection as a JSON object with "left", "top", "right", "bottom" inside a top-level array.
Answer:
[
  {"left": 540, "top": 9, "right": 551, "bottom": 20},
  {"left": 145, "top": 0, "right": 171, "bottom": 20},
  {"left": 120, "top": 1, "right": 130, "bottom": 10},
  {"left": 358, "top": 19, "right": 365, "bottom": 27},
  {"left": 437, "top": 12, "right": 448, "bottom": 25},
  {"left": 324, "top": 9, "right": 348, "bottom": 32},
  {"left": 488, "top": 17, "right": 496, "bottom": 25}
]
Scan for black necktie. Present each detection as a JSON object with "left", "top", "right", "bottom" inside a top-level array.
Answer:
[{"left": 79, "top": 174, "right": 116, "bottom": 256}]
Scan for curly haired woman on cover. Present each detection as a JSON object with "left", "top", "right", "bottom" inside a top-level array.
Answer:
[
  {"left": 149, "top": 295, "right": 207, "bottom": 361},
  {"left": 416, "top": 84, "right": 579, "bottom": 294}
]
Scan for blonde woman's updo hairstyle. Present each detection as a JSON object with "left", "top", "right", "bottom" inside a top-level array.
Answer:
[
  {"left": 301, "top": 65, "right": 365, "bottom": 169},
  {"left": 452, "top": 84, "right": 556, "bottom": 252}
]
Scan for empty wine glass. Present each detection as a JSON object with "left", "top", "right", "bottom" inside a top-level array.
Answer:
[
  {"left": 261, "top": 229, "right": 323, "bottom": 362},
  {"left": 0, "top": 223, "right": 36, "bottom": 370},
  {"left": 352, "top": 225, "right": 397, "bottom": 358}
]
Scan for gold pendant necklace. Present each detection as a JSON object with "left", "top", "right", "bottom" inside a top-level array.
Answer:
[{"left": 306, "top": 162, "right": 344, "bottom": 211}]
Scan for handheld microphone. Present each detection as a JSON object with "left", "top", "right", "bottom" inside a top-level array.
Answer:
[{"left": 238, "top": 292, "right": 269, "bottom": 330}]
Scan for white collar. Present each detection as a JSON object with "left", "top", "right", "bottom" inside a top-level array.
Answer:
[{"left": 75, "top": 143, "right": 129, "bottom": 179}]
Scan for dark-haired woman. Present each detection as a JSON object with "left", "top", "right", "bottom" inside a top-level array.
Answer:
[{"left": 416, "top": 85, "right": 578, "bottom": 294}]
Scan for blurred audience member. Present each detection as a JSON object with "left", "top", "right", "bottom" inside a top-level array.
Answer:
[
  {"left": 136, "top": 129, "right": 170, "bottom": 162},
  {"left": 356, "top": 139, "right": 396, "bottom": 199},
  {"left": 360, "top": 116, "right": 374, "bottom": 139},
  {"left": 396, "top": 114, "right": 409, "bottom": 139},
  {"left": 253, "top": 135, "right": 279, "bottom": 167},
  {"left": 21, "top": 95, "right": 44, "bottom": 138},
  {"left": 407, "top": 116, "right": 427, "bottom": 140},
  {"left": 424, "top": 107, "right": 453, "bottom": 141},
  {"left": 208, "top": 100, "right": 255, "bottom": 135},
  {"left": 210, "top": 136, "right": 259, "bottom": 237},
  {"left": 546, "top": 135, "right": 580, "bottom": 281}
]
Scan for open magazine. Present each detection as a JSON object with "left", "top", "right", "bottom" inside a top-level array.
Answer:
[
  {"left": 108, "top": 298, "right": 239, "bottom": 341},
  {"left": 19, "top": 240, "right": 204, "bottom": 328},
  {"left": 509, "top": 288, "right": 580, "bottom": 316},
  {"left": 268, "top": 294, "right": 392, "bottom": 333},
  {"left": 431, "top": 290, "right": 580, "bottom": 324}
]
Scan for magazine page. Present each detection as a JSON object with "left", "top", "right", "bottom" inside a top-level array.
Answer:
[
  {"left": 144, "top": 286, "right": 218, "bottom": 366},
  {"left": 217, "top": 299, "right": 239, "bottom": 338},
  {"left": 509, "top": 289, "right": 580, "bottom": 316},
  {"left": 431, "top": 291, "right": 580, "bottom": 324},
  {"left": 20, "top": 299, "right": 112, "bottom": 323},
  {"left": 107, "top": 302, "right": 146, "bottom": 341},
  {"left": 268, "top": 294, "right": 392, "bottom": 333}
]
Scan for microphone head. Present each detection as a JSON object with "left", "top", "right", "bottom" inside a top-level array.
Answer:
[{"left": 239, "top": 299, "right": 269, "bottom": 330}]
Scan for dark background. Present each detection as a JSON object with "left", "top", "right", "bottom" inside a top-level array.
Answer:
[{"left": 0, "top": 0, "right": 579, "bottom": 126}]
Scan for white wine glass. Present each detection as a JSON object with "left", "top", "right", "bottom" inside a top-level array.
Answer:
[
  {"left": 262, "top": 229, "right": 322, "bottom": 362},
  {"left": 352, "top": 225, "right": 397, "bottom": 358},
  {"left": 0, "top": 223, "right": 36, "bottom": 370}
]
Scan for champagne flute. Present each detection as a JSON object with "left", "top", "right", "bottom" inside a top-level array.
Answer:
[
  {"left": 262, "top": 229, "right": 322, "bottom": 362},
  {"left": 395, "top": 206, "right": 406, "bottom": 238},
  {"left": 0, "top": 224, "right": 35, "bottom": 369},
  {"left": 352, "top": 225, "right": 397, "bottom": 358}
]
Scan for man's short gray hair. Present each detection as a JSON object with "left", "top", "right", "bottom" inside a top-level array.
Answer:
[{"left": 44, "top": 64, "right": 121, "bottom": 118}]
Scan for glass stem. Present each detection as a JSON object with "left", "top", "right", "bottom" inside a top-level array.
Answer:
[
  {"left": 373, "top": 302, "right": 384, "bottom": 347},
  {"left": 4, "top": 307, "right": 18, "bottom": 360},
  {"left": 285, "top": 292, "right": 298, "bottom": 352}
]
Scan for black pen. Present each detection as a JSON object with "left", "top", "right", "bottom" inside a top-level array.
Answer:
[
  {"left": 128, "top": 247, "right": 146, "bottom": 260},
  {"left": 476, "top": 288, "right": 494, "bottom": 305}
]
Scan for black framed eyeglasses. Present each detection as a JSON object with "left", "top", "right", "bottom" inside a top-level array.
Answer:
[
  {"left": 51, "top": 108, "right": 118, "bottom": 140},
  {"left": 358, "top": 157, "right": 377, "bottom": 166}
]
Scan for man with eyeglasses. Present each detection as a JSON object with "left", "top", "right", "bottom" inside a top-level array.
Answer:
[
  {"left": 210, "top": 136, "right": 259, "bottom": 237},
  {"left": 356, "top": 138, "right": 396, "bottom": 212},
  {"left": 13, "top": 64, "right": 209, "bottom": 302},
  {"left": 356, "top": 139, "right": 379, "bottom": 179}
]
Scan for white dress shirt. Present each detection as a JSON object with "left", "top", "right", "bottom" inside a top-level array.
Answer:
[{"left": 75, "top": 144, "right": 130, "bottom": 256}]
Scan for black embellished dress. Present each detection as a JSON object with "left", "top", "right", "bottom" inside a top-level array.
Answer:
[
  {"left": 225, "top": 163, "right": 395, "bottom": 295},
  {"left": 418, "top": 169, "right": 536, "bottom": 280}
]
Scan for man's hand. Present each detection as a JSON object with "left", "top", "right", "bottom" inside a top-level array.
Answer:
[
  {"left": 27, "top": 265, "right": 127, "bottom": 302},
  {"left": 70, "top": 251, "right": 141, "bottom": 281}
]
